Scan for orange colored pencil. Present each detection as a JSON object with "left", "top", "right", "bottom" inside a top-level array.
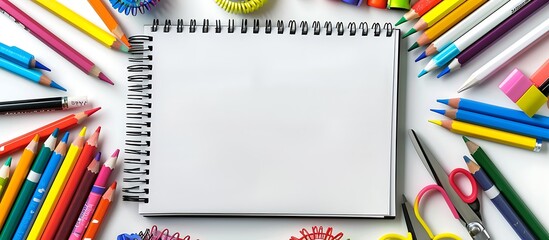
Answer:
[
  {"left": 395, "top": 0, "right": 442, "bottom": 26},
  {"left": 0, "top": 135, "right": 39, "bottom": 229},
  {"left": 409, "top": 0, "right": 487, "bottom": 51},
  {"left": 82, "top": 181, "right": 116, "bottom": 240},
  {"left": 87, "top": 0, "right": 131, "bottom": 48},
  {"left": 0, "top": 107, "right": 101, "bottom": 159},
  {"left": 41, "top": 126, "right": 101, "bottom": 239}
]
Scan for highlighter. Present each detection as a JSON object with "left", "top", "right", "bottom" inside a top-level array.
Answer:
[{"left": 388, "top": 0, "right": 411, "bottom": 9}]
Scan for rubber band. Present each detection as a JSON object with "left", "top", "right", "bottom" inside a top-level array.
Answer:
[
  {"left": 109, "top": 0, "right": 160, "bottom": 16},
  {"left": 214, "top": 0, "right": 267, "bottom": 14}
]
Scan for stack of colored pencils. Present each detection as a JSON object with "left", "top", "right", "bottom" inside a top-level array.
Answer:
[
  {"left": 429, "top": 98, "right": 549, "bottom": 151},
  {"left": 0, "top": 123, "right": 118, "bottom": 240},
  {"left": 399, "top": 0, "right": 548, "bottom": 80}
]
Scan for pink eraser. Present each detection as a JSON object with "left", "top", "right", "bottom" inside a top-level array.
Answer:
[{"left": 499, "top": 68, "right": 532, "bottom": 103}]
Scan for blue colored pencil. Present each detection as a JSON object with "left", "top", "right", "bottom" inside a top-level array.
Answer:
[
  {"left": 0, "top": 57, "right": 64, "bottom": 91},
  {"left": 0, "top": 42, "right": 50, "bottom": 71},
  {"left": 13, "top": 132, "right": 69, "bottom": 240},
  {"left": 464, "top": 156, "right": 535, "bottom": 240},
  {"left": 431, "top": 108, "right": 549, "bottom": 141},
  {"left": 437, "top": 98, "right": 549, "bottom": 129}
]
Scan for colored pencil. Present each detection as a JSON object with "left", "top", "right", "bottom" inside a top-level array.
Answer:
[
  {"left": 0, "top": 96, "right": 88, "bottom": 115},
  {"left": 82, "top": 181, "right": 116, "bottom": 240},
  {"left": 463, "top": 155, "right": 535, "bottom": 240},
  {"left": 0, "top": 129, "right": 59, "bottom": 239},
  {"left": 419, "top": 0, "right": 533, "bottom": 77},
  {"left": 418, "top": 0, "right": 511, "bottom": 61},
  {"left": 27, "top": 127, "right": 87, "bottom": 239},
  {"left": 55, "top": 154, "right": 101, "bottom": 240},
  {"left": 87, "top": 0, "right": 131, "bottom": 47},
  {"left": 32, "top": 0, "right": 128, "bottom": 53},
  {"left": 0, "top": 135, "right": 40, "bottom": 230},
  {"left": 429, "top": 119, "right": 541, "bottom": 151},
  {"left": 0, "top": 108, "right": 100, "bottom": 159},
  {"left": 459, "top": 17, "right": 549, "bottom": 92},
  {"left": 396, "top": 0, "right": 442, "bottom": 26},
  {"left": 402, "top": 0, "right": 467, "bottom": 38},
  {"left": 409, "top": 0, "right": 487, "bottom": 51},
  {"left": 41, "top": 127, "right": 101, "bottom": 239},
  {"left": 463, "top": 137, "right": 549, "bottom": 239},
  {"left": 70, "top": 149, "right": 118, "bottom": 240},
  {"left": 0, "top": 157, "right": 12, "bottom": 199},
  {"left": 440, "top": 0, "right": 548, "bottom": 77},
  {"left": 431, "top": 108, "right": 549, "bottom": 141},
  {"left": 438, "top": 98, "right": 549, "bottom": 129},
  {"left": 0, "top": 0, "right": 114, "bottom": 85},
  {"left": 0, "top": 56, "right": 65, "bottom": 91},
  {"left": 13, "top": 132, "right": 69, "bottom": 240},
  {"left": 0, "top": 42, "right": 49, "bottom": 71}
]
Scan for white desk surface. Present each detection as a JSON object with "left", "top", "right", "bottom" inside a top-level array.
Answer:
[{"left": 0, "top": 1, "right": 548, "bottom": 239}]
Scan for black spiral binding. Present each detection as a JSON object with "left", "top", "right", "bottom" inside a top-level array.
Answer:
[{"left": 123, "top": 19, "right": 396, "bottom": 203}]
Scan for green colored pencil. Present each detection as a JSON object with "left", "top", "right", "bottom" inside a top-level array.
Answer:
[
  {"left": 463, "top": 136, "right": 549, "bottom": 239},
  {"left": 0, "top": 157, "right": 12, "bottom": 199},
  {"left": 0, "top": 129, "right": 58, "bottom": 239}
]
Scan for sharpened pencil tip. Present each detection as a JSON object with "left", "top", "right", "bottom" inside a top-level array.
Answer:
[
  {"left": 35, "top": 60, "right": 51, "bottom": 71},
  {"left": 98, "top": 73, "right": 114, "bottom": 85},
  {"left": 463, "top": 155, "right": 472, "bottom": 163},
  {"left": 5, "top": 157, "right": 11, "bottom": 166},
  {"left": 84, "top": 107, "right": 101, "bottom": 117},
  {"left": 395, "top": 17, "right": 407, "bottom": 26},
  {"left": 462, "top": 136, "right": 470, "bottom": 142},
  {"left": 428, "top": 120, "right": 442, "bottom": 126},
  {"left": 79, "top": 127, "right": 87, "bottom": 137},
  {"left": 111, "top": 149, "right": 120, "bottom": 158},
  {"left": 51, "top": 128, "right": 59, "bottom": 138},
  {"left": 438, "top": 67, "right": 451, "bottom": 78},
  {"left": 430, "top": 109, "right": 445, "bottom": 115},
  {"left": 408, "top": 42, "right": 419, "bottom": 51},
  {"left": 94, "top": 152, "right": 102, "bottom": 161},
  {"left": 418, "top": 70, "right": 428, "bottom": 78},
  {"left": 402, "top": 28, "right": 416, "bottom": 39},
  {"left": 61, "top": 132, "right": 70, "bottom": 143},
  {"left": 50, "top": 80, "right": 67, "bottom": 92},
  {"left": 437, "top": 99, "right": 449, "bottom": 105},
  {"left": 119, "top": 42, "right": 130, "bottom": 53},
  {"left": 415, "top": 52, "right": 427, "bottom": 62}
]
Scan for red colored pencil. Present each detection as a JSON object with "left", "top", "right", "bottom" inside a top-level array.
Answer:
[
  {"left": 41, "top": 127, "right": 101, "bottom": 239},
  {"left": 395, "top": 0, "right": 442, "bottom": 26},
  {"left": 0, "top": 108, "right": 100, "bottom": 159},
  {"left": 82, "top": 181, "right": 116, "bottom": 240},
  {"left": 55, "top": 153, "right": 101, "bottom": 240}
]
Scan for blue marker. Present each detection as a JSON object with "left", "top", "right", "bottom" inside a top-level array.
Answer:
[
  {"left": 0, "top": 42, "right": 50, "bottom": 71},
  {"left": 0, "top": 57, "right": 65, "bottom": 91},
  {"left": 13, "top": 132, "right": 69, "bottom": 240}
]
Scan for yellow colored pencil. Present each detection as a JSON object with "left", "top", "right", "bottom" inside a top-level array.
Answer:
[
  {"left": 87, "top": 0, "right": 131, "bottom": 48},
  {"left": 0, "top": 135, "right": 39, "bottom": 229},
  {"left": 27, "top": 127, "right": 86, "bottom": 239},
  {"left": 410, "top": 0, "right": 487, "bottom": 50},
  {"left": 429, "top": 119, "right": 542, "bottom": 151},
  {"left": 403, "top": 0, "right": 467, "bottom": 38},
  {"left": 31, "top": 0, "right": 128, "bottom": 52}
]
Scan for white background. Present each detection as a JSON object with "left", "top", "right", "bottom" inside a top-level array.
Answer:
[{"left": 0, "top": 0, "right": 547, "bottom": 239}]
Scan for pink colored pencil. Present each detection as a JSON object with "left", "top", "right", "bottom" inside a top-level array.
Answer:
[
  {"left": 69, "top": 149, "right": 119, "bottom": 240},
  {"left": 0, "top": 0, "right": 114, "bottom": 85}
]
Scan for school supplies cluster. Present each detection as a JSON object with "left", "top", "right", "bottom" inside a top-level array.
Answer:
[
  {"left": 0, "top": 124, "right": 118, "bottom": 240},
  {"left": 118, "top": 225, "right": 193, "bottom": 240},
  {"left": 400, "top": 0, "right": 548, "bottom": 92}
]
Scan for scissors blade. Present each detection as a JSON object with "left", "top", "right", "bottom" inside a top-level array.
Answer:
[
  {"left": 408, "top": 129, "right": 490, "bottom": 240},
  {"left": 402, "top": 195, "right": 430, "bottom": 240}
]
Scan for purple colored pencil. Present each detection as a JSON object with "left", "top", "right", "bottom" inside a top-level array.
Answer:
[{"left": 439, "top": 0, "right": 548, "bottom": 77}]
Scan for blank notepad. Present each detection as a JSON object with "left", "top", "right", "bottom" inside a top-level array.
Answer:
[{"left": 124, "top": 19, "right": 400, "bottom": 218}]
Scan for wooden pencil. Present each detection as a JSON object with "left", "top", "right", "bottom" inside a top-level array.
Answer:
[
  {"left": 0, "top": 157, "right": 12, "bottom": 199},
  {"left": 54, "top": 154, "right": 101, "bottom": 240},
  {"left": 82, "top": 181, "right": 116, "bottom": 240},
  {"left": 87, "top": 0, "right": 131, "bottom": 47}
]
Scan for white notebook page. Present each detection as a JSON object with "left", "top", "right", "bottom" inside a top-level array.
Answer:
[{"left": 137, "top": 22, "right": 399, "bottom": 217}]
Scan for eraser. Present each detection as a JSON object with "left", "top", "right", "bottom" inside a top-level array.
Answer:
[
  {"left": 367, "top": 0, "right": 387, "bottom": 8},
  {"left": 499, "top": 68, "right": 532, "bottom": 103},
  {"left": 516, "top": 86, "right": 548, "bottom": 117},
  {"left": 341, "top": 0, "right": 363, "bottom": 6},
  {"left": 388, "top": 0, "right": 411, "bottom": 9},
  {"left": 531, "top": 58, "right": 549, "bottom": 87}
]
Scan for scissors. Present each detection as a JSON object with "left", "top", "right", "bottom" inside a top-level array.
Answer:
[
  {"left": 405, "top": 129, "right": 490, "bottom": 240},
  {"left": 379, "top": 194, "right": 462, "bottom": 240}
]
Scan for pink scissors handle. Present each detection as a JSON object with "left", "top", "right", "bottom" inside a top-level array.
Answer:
[{"left": 448, "top": 168, "right": 478, "bottom": 204}]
